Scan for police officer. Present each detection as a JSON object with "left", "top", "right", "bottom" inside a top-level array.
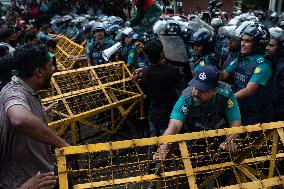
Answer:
[
  {"left": 266, "top": 27, "right": 284, "bottom": 120},
  {"left": 86, "top": 22, "right": 114, "bottom": 66},
  {"left": 67, "top": 24, "right": 95, "bottom": 62},
  {"left": 62, "top": 15, "right": 78, "bottom": 39},
  {"left": 154, "top": 65, "right": 241, "bottom": 160},
  {"left": 211, "top": 18, "right": 230, "bottom": 66},
  {"left": 120, "top": 30, "right": 138, "bottom": 71},
  {"left": 220, "top": 26, "right": 241, "bottom": 70},
  {"left": 132, "top": 33, "right": 149, "bottom": 68},
  {"left": 222, "top": 23, "right": 273, "bottom": 125},
  {"left": 189, "top": 28, "right": 218, "bottom": 74},
  {"left": 160, "top": 20, "right": 192, "bottom": 92},
  {"left": 50, "top": 18, "right": 64, "bottom": 35},
  {"left": 264, "top": 12, "right": 279, "bottom": 29}
]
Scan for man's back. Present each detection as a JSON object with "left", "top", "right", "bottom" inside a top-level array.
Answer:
[
  {"left": 0, "top": 76, "right": 53, "bottom": 189},
  {"left": 142, "top": 64, "right": 181, "bottom": 119}
]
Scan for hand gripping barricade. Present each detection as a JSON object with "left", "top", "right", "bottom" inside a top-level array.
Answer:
[
  {"left": 40, "top": 61, "right": 144, "bottom": 145},
  {"left": 56, "top": 122, "right": 284, "bottom": 188},
  {"left": 50, "top": 34, "right": 86, "bottom": 68}
]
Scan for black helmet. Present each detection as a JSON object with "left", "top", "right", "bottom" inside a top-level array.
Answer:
[
  {"left": 269, "top": 27, "right": 284, "bottom": 54},
  {"left": 164, "top": 20, "right": 181, "bottom": 36},
  {"left": 241, "top": 23, "right": 270, "bottom": 54}
]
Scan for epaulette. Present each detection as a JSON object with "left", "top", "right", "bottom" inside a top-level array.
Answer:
[
  {"left": 256, "top": 56, "right": 264, "bottom": 64},
  {"left": 216, "top": 82, "right": 233, "bottom": 98}
]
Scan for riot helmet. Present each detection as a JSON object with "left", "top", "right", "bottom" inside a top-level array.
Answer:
[
  {"left": 92, "top": 22, "right": 106, "bottom": 32},
  {"left": 241, "top": 23, "right": 270, "bottom": 54},
  {"left": 211, "top": 18, "right": 222, "bottom": 28},
  {"left": 270, "top": 12, "right": 279, "bottom": 20},
  {"left": 164, "top": 20, "right": 181, "bottom": 36},
  {"left": 277, "top": 20, "right": 284, "bottom": 30},
  {"left": 268, "top": 27, "right": 284, "bottom": 55},
  {"left": 190, "top": 28, "right": 214, "bottom": 54},
  {"left": 107, "top": 25, "right": 121, "bottom": 36},
  {"left": 62, "top": 15, "right": 73, "bottom": 22},
  {"left": 191, "top": 28, "right": 213, "bottom": 45}
]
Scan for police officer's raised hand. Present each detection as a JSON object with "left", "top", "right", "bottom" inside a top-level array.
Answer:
[
  {"left": 18, "top": 171, "right": 58, "bottom": 189},
  {"left": 219, "top": 139, "right": 238, "bottom": 153},
  {"left": 153, "top": 144, "right": 169, "bottom": 160}
]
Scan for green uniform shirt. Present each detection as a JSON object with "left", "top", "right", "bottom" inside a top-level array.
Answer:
[
  {"left": 127, "top": 45, "right": 138, "bottom": 69},
  {"left": 225, "top": 55, "right": 272, "bottom": 86},
  {"left": 192, "top": 54, "right": 217, "bottom": 73},
  {"left": 170, "top": 88, "right": 241, "bottom": 124}
]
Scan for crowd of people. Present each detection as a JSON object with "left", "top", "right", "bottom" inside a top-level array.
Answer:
[{"left": 0, "top": 0, "right": 284, "bottom": 188}]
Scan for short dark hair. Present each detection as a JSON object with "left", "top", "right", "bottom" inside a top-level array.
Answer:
[
  {"left": 0, "top": 54, "right": 16, "bottom": 83},
  {"left": 0, "top": 45, "right": 9, "bottom": 57},
  {"left": 13, "top": 43, "right": 50, "bottom": 78},
  {"left": 143, "top": 39, "right": 163, "bottom": 64},
  {"left": 41, "top": 24, "right": 50, "bottom": 32},
  {"left": 0, "top": 29, "right": 14, "bottom": 42},
  {"left": 24, "top": 32, "right": 36, "bottom": 43},
  {"left": 166, "top": 8, "right": 174, "bottom": 14},
  {"left": 46, "top": 39, "right": 57, "bottom": 48}
]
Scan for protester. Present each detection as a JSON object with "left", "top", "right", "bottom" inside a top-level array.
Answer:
[
  {"left": 0, "top": 43, "right": 69, "bottom": 188},
  {"left": 132, "top": 40, "right": 181, "bottom": 170}
]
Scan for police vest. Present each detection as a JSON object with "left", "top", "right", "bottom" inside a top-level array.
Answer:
[
  {"left": 233, "top": 55, "right": 274, "bottom": 124},
  {"left": 90, "top": 38, "right": 113, "bottom": 65},
  {"left": 182, "top": 82, "right": 232, "bottom": 132}
]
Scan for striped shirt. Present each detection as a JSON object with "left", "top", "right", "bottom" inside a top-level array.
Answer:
[{"left": 0, "top": 76, "right": 53, "bottom": 189}]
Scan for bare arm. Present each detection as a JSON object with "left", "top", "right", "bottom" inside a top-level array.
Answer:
[
  {"left": 220, "top": 120, "right": 241, "bottom": 152},
  {"left": 153, "top": 119, "right": 183, "bottom": 160},
  {"left": 234, "top": 82, "right": 260, "bottom": 100},
  {"left": 18, "top": 172, "right": 58, "bottom": 189},
  {"left": 7, "top": 105, "right": 69, "bottom": 148},
  {"left": 87, "top": 58, "right": 92, "bottom": 67}
]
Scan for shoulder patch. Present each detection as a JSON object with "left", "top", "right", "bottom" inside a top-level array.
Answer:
[
  {"left": 227, "top": 99, "right": 234, "bottom": 108},
  {"left": 254, "top": 66, "right": 261, "bottom": 74},
  {"left": 217, "top": 82, "right": 233, "bottom": 98},
  {"left": 199, "top": 60, "right": 205, "bottom": 67},
  {"left": 180, "top": 104, "right": 189, "bottom": 115},
  {"left": 130, "top": 52, "right": 135, "bottom": 58}
]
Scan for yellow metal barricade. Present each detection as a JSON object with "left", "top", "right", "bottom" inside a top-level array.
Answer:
[
  {"left": 40, "top": 61, "right": 144, "bottom": 145},
  {"left": 56, "top": 122, "right": 284, "bottom": 188},
  {"left": 51, "top": 34, "right": 86, "bottom": 68}
]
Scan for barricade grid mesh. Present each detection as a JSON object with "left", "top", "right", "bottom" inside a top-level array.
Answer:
[
  {"left": 56, "top": 122, "right": 284, "bottom": 189},
  {"left": 40, "top": 62, "right": 144, "bottom": 145}
]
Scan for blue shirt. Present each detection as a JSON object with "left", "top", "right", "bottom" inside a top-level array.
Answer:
[{"left": 38, "top": 32, "right": 52, "bottom": 43}]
